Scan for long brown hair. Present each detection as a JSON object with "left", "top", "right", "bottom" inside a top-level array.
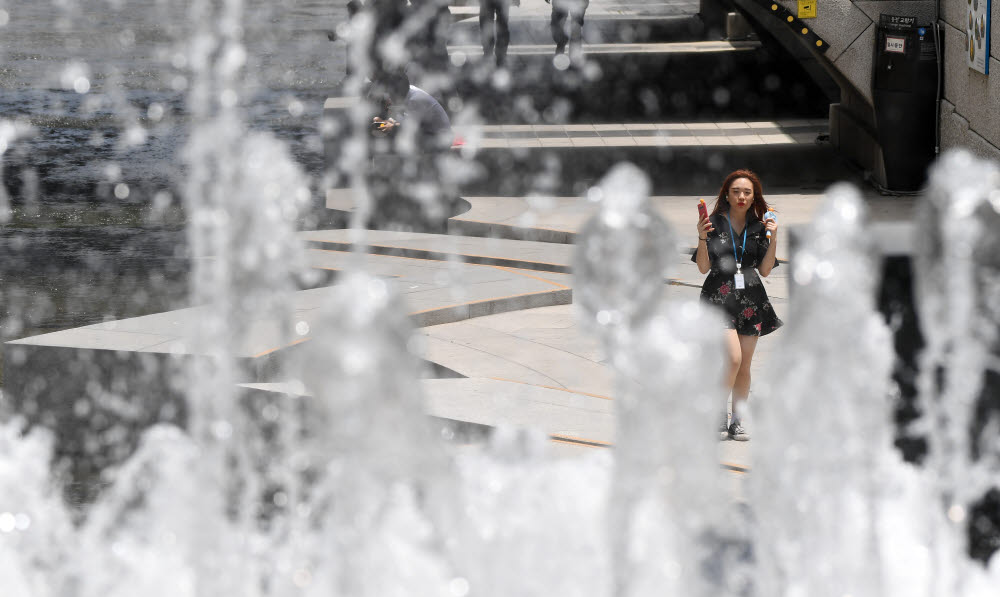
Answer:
[{"left": 711, "top": 169, "right": 771, "bottom": 221}]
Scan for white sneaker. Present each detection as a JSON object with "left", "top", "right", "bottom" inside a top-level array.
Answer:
[{"left": 728, "top": 421, "right": 749, "bottom": 442}]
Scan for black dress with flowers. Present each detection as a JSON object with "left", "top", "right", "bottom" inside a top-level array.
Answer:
[{"left": 690, "top": 213, "right": 783, "bottom": 336}]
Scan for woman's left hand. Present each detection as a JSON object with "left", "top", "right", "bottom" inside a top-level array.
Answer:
[{"left": 764, "top": 216, "right": 778, "bottom": 238}]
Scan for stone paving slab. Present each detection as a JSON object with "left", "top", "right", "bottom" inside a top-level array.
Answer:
[
  {"left": 446, "top": 40, "right": 761, "bottom": 55},
  {"left": 1, "top": 325, "right": 175, "bottom": 352},
  {"left": 319, "top": 105, "right": 827, "bottom": 148},
  {"left": 301, "top": 227, "right": 789, "bottom": 299},
  {"left": 453, "top": 0, "right": 705, "bottom": 44},
  {"left": 451, "top": 192, "right": 918, "bottom": 262},
  {"left": 416, "top": 302, "right": 756, "bottom": 474},
  {"left": 239, "top": 370, "right": 751, "bottom": 476},
  {"left": 417, "top": 299, "right": 778, "bottom": 403},
  {"left": 449, "top": 0, "right": 701, "bottom": 29},
  {"left": 240, "top": 377, "right": 613, "bottom": 445},
  {"left": 325, "top": 191, "right": 839, "bottom": 259},
  {"left": 463, "top": 122, "right": 825, "bottom": 148},
  {"left": 420, "top": 297, "right": 767, "bottom": 451},
  {"left": 301, "top": 229, "right": 576, "bottom": 273},
  {"left": 423, "top": 377, "right": 614, "bottom": 443},
  {"left": 476, "top": 121, "right": 826, "bottom": 136},
  {"left": 420, "top": 305, "right": 614, "bottom": 397},
  {"left": 9, "top": 253, "right": 573, "bottom": 359}
]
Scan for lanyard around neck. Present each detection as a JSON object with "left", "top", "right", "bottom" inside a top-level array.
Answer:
[{"left": 727, "top": 216, "right": 747, "bottom": 269}]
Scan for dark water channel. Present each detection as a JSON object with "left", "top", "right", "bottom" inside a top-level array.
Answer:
[{"left": 0, "top": 0, "right": 350, "bottom": 381}]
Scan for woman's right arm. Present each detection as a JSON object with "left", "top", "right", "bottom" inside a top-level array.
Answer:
[{"left": 695, "top": 215, "right": 713, "bottom": 274}]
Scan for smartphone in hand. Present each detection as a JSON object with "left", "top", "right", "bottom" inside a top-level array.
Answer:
[{"left": 698, "top": 198, "right": 709, "bottom": 221}]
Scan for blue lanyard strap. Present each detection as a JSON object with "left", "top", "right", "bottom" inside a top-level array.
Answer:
[{"left": 727, "top": 217, "right": 747, "bottom": 268}]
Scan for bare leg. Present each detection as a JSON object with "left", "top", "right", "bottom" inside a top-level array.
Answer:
[
  {"left": 722, "top": 329, "right": 742, "bottom": 418},
  {"left": 732, "top": 333, "right": 758, "bottom": 426}
]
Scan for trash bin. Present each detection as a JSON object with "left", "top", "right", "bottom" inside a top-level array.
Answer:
[{"left": 872, "top": 15, "right": 939, "bottom": 192}]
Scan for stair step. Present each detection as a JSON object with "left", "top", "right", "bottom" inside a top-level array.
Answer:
[
  {"left": 458, "top": 120, "right": 825, "bottom": 148},
  {"left": 464, "top": 141, "right": 853, "bottom": 196},
  {"left": 447, "top": 39, "right": 758, "bottom": 55},
  {"left": 449, "top": 43, "right": 830, "bottom": 123},
  {"left": 447, "top": 13, "right": 707, "bottom": 45}
]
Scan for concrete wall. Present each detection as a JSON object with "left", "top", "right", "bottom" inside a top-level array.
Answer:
[
  {"left": 731, "top": 0, "right": 999, "bottom": 186},
  {"left": 940, "top": 0, "right": 1000, "bottom": 162},
  {"left": 764, "top": 0, "right": 936, "bottom": 104},
  {"left": 773, "top": 0, "right": 1000, "bottom": 164}
]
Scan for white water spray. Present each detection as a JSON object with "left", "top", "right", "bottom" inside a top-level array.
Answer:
[
  {"left": 752, "top": 184, "right": 895, "bottom": 597},
  {"left": 574, "top": 162, "right": 729, "bottom": 596},
  {"left": 2, "top": 1, "right": 1000, "bottom": 594},
  {"left": 911, "top": 150, "right": 1000, "bottom": 593}
]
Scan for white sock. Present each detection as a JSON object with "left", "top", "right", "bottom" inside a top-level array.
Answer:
[{"left": 732, "top": 401, "right": 747, "bottom": 426}]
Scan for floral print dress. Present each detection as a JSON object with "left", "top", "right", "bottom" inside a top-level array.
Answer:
[{"left": 691, "top": 213, "right": 783, "bottom": 336}]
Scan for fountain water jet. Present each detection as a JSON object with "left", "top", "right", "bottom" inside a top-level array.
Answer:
[
  {"left": 752, "top": 184, "right": 896, "bottom": 597},
  {"left": 911, "top": 151, "right": 1000, "bottom": 590},
  {"left": 291, "top": 271, "right": 460, "bottom": 597},
  {"left": 574, "top": 163, "right": 732, "bottom": 596},
  {"left": 2, "top": 0, "right": 1000, "bottom": 593}
]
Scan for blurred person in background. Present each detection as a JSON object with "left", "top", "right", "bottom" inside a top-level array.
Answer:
[
  {"left": 366, "top": 70, "right": 456, "bottom": 230},
  {"left": 546, "top": 0, "right": 588, "bottom": 61},
  {"left": 479, "top": 0, "right": 518, "bottom": 67}
]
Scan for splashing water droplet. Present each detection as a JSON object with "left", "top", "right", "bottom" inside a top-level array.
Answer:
[
  {"left": 573, "top": 163, "right": 675, "bottom": 339},
  {"left": 754, "top": 183, "right": 895, "bottom": 597},
  {"left": 912, "top": 150, "right": 1000, "bottom": 578},
  {"left": 0, "top": 512, "right": 16, "bottom": 533}
]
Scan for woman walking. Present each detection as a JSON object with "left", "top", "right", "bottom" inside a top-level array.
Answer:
[{"left": 693, "top": 169, "right": 782, "bottom": 441}]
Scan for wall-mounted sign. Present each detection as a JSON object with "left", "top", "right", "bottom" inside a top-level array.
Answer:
[
  {"left": 797, "top": 0, "right": 816, "bottom": 19},
  {"left": 967, "top": 0, "right": 991, "bottom": 74},
  {"left": 880, "top": 14, "right": 917, "bottom": 29},
  {"left": 885, "top": 35, "right": 907, "bottom": 53}
]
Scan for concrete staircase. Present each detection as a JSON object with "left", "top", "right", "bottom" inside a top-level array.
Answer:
[{"left": 323, "top": 0, "right": 858, "bottom": 209}]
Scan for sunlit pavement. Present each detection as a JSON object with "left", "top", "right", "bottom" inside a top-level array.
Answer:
[{"left": 307, "top": 189, "right": 914, "bottom": 495}]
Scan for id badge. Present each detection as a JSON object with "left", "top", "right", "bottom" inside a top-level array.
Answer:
[{"left": 734, "top": 273, "right": 745, "bottom": 290}]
